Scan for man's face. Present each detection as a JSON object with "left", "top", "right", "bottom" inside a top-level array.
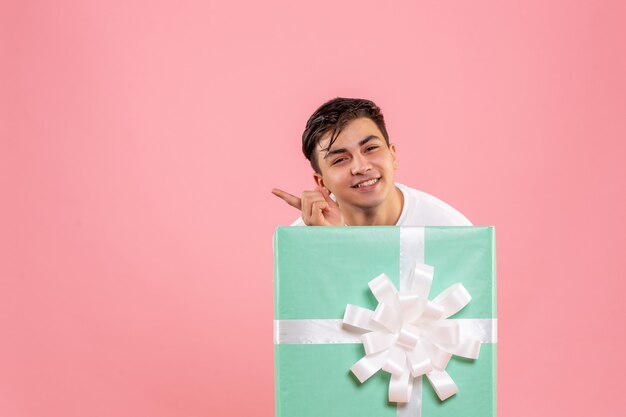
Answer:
[{"left": 314, "top": 117, "right": 398, "bottom": 212}]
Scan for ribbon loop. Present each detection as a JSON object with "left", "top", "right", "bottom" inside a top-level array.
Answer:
[
  {"left": 383, "top": 346, "right": 408, "bottom": 376},
  {"left": 409, "top": 263, "right": 434, "bottom": 298},
  {"left": 343, "top": 304, "right": 375, "bottom": 331},
  {"left": 350, "top": 350, "right": 387, "bottom": 383},
  {"left": 422, "top": 338, "right": 452, "bottom": 370},
  {"left": 362, "top": 332, "right": 395, "bottom": 355},
  {"left": 432, "top": 283, "right": 472, "bottom": 319},
  {"left": 426, "top": 369, "right": 458, "bottom": 401},
  {"left": 418, "top": 301, "right": 445, "bottom": 321},
  {"left": 396, "top": 324, "right": 420, "bottom": 350},
  {"left": 372, "top": 302, "right": 402, "bottom": 332},
  {"left": 406, "top": 341, "right": 432, "bottom": 377},
  {"left": 398, "top": 291, "right": 422, "bottom": 321},
  {"left": 389, "top": 369, "right": 413, "bottom": 403},
  {"left": 369, "top": 273, "right": 399, "bottom": 307}
]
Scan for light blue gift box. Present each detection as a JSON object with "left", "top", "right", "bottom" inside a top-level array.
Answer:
[{"left": 274, "top": 226, "right": 496, "bottom": 417}]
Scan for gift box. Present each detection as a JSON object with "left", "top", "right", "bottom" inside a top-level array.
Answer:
[{"left": 274, "top": 226, "right": 496, "bottom": 417}]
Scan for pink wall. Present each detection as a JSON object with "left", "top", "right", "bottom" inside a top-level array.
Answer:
[{"left": 2, "top": 1, "right": 625, "bottom": 416}]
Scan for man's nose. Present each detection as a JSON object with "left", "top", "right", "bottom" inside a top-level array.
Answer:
[{"left": 350, "top": 154, "right": 372, "bottom": 175}]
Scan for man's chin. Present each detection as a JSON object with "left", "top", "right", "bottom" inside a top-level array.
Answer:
[{"left": 340, "top": 196, "right": 386, "bottom": 212}]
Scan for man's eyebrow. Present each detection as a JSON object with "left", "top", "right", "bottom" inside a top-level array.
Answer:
[
  {"left": 358, "top": 135, "right": 380, "bottom": 146},
  {"left": 322, "top": 135, "right": 381, "bottom": 159}
]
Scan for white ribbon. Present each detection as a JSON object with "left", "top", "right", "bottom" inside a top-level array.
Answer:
[
  {"left": 274, "top": 318, "right": 495, "bottom": 345},
  {"left": 344, "top": 267, "right": 481, "bottom": 403}
]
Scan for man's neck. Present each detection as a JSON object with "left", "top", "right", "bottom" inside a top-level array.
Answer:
[{"left": 342, "top": 186, "right": 404, "bottom": 226}]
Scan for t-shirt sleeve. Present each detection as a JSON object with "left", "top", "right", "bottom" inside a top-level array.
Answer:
[
  {"left": 398, "top": 183, "right": 473, "bottom": 226},
  {"left": 419, "top": 194, "right": 472, "bottom": 226},
  {"left": 290, "top": 216, "right": 306, "bottom": 226}
]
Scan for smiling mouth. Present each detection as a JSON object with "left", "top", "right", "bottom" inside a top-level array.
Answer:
[{"left": 352, "top": 178, "right": 380, "bottom": 188}]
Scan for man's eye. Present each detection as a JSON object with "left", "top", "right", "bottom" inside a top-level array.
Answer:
[
  {"left": 365, "top": 146, "right": 379, "bottom": 152},
  {"left": 332, "top": 157, "right": 347, "bottom": 165}
]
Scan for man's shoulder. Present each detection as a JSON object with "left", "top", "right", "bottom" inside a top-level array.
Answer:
[{"left": 396, "top": 183, "right": 472, "bottom": 226}]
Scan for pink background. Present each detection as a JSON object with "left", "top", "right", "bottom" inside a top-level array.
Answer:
[{"left": 2, "top": 1, "right": 625, "bottom": 416}]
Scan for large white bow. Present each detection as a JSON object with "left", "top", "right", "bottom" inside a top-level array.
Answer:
[{"left": 342, "top": 263, "right": 481, "bottom": 403}]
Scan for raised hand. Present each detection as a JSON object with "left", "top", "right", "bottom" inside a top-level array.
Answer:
[{"left": 271, "top": 186, "right": 345, "bottom": 226}]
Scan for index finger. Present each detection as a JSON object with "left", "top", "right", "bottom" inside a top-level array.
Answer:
[{"left": 271, "top": 188, "right": 302, "bottom": 210}]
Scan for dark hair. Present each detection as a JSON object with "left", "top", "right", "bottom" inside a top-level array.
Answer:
[{"left": 302, "top": 97, "right": 390, "bottom": 173}]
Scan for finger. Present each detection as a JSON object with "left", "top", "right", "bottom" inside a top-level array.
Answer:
[
  {"left": 301, "top": 194, "right": 325, "bottom": 225},
  {"left": 301, "top": 191, "right": 325, "bottom": 208},
  {"left": 302, "top": 195, "right": 324, "bottom": 222},
  {"left": 310, "top": 200, "right": 330, "bottom": 226},
  {"left": 271, "top": 188, "right": 302, "bottom": 210}
]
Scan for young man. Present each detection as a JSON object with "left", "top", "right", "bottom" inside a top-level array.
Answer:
[{"left": 272, "top": 98, "right": 471, "bottom": 226}]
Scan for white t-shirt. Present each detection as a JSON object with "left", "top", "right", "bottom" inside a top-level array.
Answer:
[{"left": 290, "top": 183, "right": 472, "bottom": 226}]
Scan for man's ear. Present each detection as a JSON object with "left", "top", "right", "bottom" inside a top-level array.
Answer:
[
  {"left": 390, "top": 143, "right": 398, "bottom": 169},
  {"left": 313, "top": 172, "right": 326, "bottom": 190}
]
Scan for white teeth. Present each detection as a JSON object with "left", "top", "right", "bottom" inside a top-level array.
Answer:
[{"left": 355, "top": 178, "right": 379, "bottom": 188}]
